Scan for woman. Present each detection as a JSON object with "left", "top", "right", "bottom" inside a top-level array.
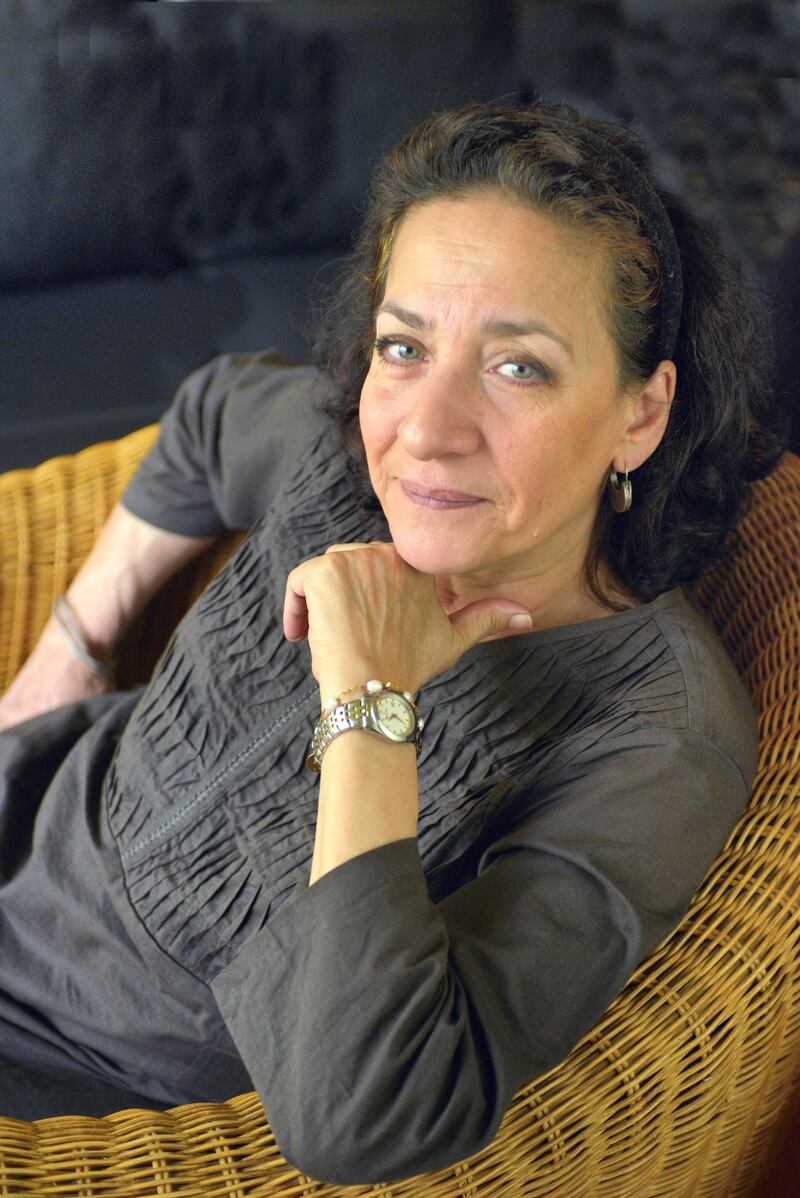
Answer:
[{"left": 0, "top": 101, "right": 787, "bottom": 1182}]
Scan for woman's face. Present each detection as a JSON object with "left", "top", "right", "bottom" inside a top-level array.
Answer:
[{"left": 358, "top": 191, "right": 661, "bottom": 607}]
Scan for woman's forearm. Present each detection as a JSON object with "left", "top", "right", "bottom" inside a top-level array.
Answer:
[
  {"left": 0, "top": 501, "right": 217, "bottom": 729},
  {"left": 64, "top": 501, "right": 217, "bottom": 656},
  {"left": 309, "top": 732, "right": 419, "bottom": 885}
]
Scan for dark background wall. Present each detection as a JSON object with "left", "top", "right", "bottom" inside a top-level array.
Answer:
[{"left": 0, "top": 0, "right": 798, "bottom": 474}]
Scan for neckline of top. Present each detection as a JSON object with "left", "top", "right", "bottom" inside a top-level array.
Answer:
[{"left": 460, "top": 586, "right": 687, "bottom": 662}]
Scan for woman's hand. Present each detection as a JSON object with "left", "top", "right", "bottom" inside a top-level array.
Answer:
[
  {"left": 283, "top": 541, "right": 532, "bottom": 700},
  {"left": 0, "top": 620, "right": 117, "bottom": 733}
]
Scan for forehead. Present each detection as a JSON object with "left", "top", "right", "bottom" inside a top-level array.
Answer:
[{"left": 383, "top": 192, "right": 609, "bottom": 356}]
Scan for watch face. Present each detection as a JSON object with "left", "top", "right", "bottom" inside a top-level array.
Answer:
[{"left": 374, "top": 693, "right": 415, "bottom": 739}]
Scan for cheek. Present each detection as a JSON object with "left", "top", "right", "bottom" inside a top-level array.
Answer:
[
  {"left": 358, "top": 382, "right": 396, "bottom": 471},
  {"left": 497, "top": 421, "right": 570, "bottom": 523}
]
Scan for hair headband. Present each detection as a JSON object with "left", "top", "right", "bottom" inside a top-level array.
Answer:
[{"left": 557, "top": 122, "right": 684, "bottom": 362}]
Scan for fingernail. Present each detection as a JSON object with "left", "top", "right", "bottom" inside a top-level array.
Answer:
[{"left": 508, "top": 614, "right": 533, "bottom": 629}]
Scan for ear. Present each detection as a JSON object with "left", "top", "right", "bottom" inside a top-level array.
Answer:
[{"left": 612, "top": 360, "right": 677, "bottom": 473}]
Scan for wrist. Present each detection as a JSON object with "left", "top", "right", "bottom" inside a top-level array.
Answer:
[
  {"left": 317, "top": 672, "right": 419, "bottom": 712},
  {"left": 308, "top": 680, "right": 424, "bottom": 774},
  {"left": 64, "top": 578, "right": 126, "bottom": 660},
  {"left": 52, "top": 594, "right": 118, "bottom": 678},
  {"left": 317, "top": 678, "right": 369, "bottom": 713},
  {"left": 41, "top": 619, "right": 110, "bottom": 679}
]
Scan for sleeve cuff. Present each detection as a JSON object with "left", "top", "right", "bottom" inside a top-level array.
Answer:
[{"left": 118, "top": 490, "right": 227, "bottom": 539}]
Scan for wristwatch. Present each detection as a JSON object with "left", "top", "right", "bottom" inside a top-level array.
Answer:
[{"left": 306, "top": 681, "right": 424, "bottom": 773}]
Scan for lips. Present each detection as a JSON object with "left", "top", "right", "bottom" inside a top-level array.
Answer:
[{"left": 400, "top": 480, "right": 483, "bottom": 502}]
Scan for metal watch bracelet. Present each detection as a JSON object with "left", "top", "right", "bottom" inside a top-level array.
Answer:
[{"left": 306, "top": 683, "right": 423, "bottom": 773}]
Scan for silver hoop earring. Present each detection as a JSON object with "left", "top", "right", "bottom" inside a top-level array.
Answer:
[{"left": 608, "top": 464, "right": 633, "bottom": 513}]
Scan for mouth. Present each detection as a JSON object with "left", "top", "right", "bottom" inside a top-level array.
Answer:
[{"left": 399, "top": 480, "right": 485, "bottom": 510}]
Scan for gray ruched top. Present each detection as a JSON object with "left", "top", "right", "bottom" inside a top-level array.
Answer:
[{"left": 0, "top": 350, "right": 759, "bottom": 1185}]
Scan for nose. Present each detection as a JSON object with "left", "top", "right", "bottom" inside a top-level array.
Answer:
[{"left": 396, "top": 367, "right": 482, "bottom": 460}]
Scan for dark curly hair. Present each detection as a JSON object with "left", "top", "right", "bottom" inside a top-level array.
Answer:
[{"left": 310, "top": 101, "right": 789, "bottom": 610}]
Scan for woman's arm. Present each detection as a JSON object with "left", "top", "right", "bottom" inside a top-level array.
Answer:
[
  {"left": 0, "top": 349, "right": 330, "bottom": 731},
  {"left": 67, "top": 502, "right": 217, "bottom": 658},
  {"left": 0, "top": 504, "right": 215, "bottom": 730},
  {"left": 217, "top": 541, "right": 754, "bottom": 1185},
  {"left": 211, "top": 726, "right": 751, "bottom": 1185},
  {"left": 283, "top": 540, "right": 532, "bottom": 885},
  {"left": 309, "top": 731, "right": 419, "bottom": 885}
]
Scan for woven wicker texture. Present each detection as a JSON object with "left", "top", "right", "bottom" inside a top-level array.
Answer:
[{"left": 0, "top": 430, "right": 798, "bottom": 1198}]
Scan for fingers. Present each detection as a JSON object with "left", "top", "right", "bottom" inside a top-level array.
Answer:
[
  {"left": 285, "top": 544, "right": 391, "bottom": 641},
  {"left": 283, "top": 562, "right": 310, "bottom": 642}
]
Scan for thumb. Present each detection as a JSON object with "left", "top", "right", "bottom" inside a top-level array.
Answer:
[{"left": 448, "top": 600, "right": 533, "bottom": 649}]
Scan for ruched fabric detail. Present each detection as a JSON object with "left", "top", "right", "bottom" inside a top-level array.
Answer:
[{"left": 105, "top": 422, "right": 709, "bottom": 984}]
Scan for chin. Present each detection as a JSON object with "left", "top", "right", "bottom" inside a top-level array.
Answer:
[{"left": 387, "top": 524, "right": 483, "bottom": 577}]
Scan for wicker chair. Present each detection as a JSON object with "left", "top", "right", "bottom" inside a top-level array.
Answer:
[{"left": 0, "top": 427, "right": 799, "bottom": 1198}]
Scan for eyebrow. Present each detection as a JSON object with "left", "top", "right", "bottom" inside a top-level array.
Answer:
[{"left": 376, "top": 301, "right": 574, "bottom": 359}]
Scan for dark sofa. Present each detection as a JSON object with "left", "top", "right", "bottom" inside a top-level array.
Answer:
[
  {"left": 1, "top": 0, "right": 798, "bottom": 476},
  {"left": 0, "top": 0, "right": 521, "bottom": 472}
]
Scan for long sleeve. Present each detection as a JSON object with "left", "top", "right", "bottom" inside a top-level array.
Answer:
[
  {"left": 209, "top": 722, "right": 753, "bottom": 1185},
  {"left": 120, "top": 350, "right": 333, "bottom": 536}
]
